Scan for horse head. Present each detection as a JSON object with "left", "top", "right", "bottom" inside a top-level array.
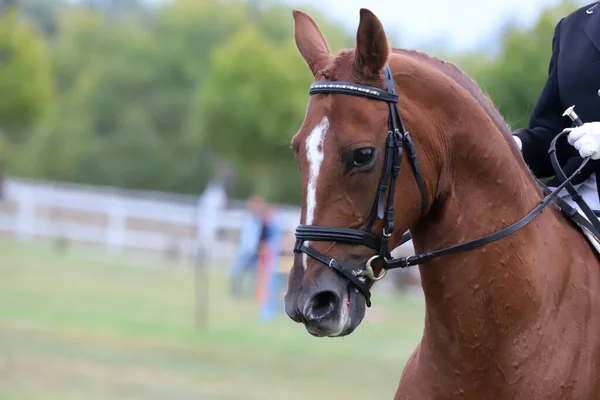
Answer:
[{"left": 283, "top": 9, "right": 452, "bottom": 337}]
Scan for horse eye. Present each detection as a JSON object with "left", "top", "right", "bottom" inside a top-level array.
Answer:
[{"left": 352, "top": 147, "right": 375, "bottom": 167}]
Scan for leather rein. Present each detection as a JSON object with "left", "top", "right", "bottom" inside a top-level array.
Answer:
[{"left": 293, "top": 64, "right": 600, "bottom": 308}]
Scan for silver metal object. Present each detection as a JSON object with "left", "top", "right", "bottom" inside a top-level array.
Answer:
[
  {"left": 563, "top": 105, "right": 576, "bottom": 120},
  {"left": 563, "top": 105, "right": 581, "bottom": 125},
  {"left": 563, "top": 105, "right": 585, "bottom": 128},
  {"left": 360, "top": 255, "right": 388, "bottom": 281}
]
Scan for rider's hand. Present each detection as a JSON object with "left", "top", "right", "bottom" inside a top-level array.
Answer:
[{"left": 567, "top": 122, "right": 600, "bottom": 160}]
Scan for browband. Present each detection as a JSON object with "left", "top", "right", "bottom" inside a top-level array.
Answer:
[{"left": 309, "top": 82, "right": 399, "bottom": 103}]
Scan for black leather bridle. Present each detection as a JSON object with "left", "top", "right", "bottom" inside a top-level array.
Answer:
[{"left": 294, "top": 64, "right": 600, "bottom": 308}]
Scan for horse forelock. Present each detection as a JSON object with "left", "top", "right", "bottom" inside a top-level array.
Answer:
[{"left": 319, "top": 49, "right": 388, "bottom": 89}]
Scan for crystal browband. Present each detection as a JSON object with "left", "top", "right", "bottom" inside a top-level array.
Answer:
[{"left": 309, "top": 82, "right": 399, "bottom": 103}]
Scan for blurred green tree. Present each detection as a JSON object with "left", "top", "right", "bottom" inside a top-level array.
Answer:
[
  {"left": 194, "top": 25, "right": 315, "bottom": 202},
  {"left": 0, "top": 5, "right": 52, "bottom": 179},
  {"left": 8, "top": 0, "right": 583, "bottom": 206},
  {"left": 20, "top": 3, "right": 228, "bottom": 192},
  {"left": 19, "top": 0, "right": 65, "bottom": 38},
  {"left": 193, "top": 5, "right": 352, "bottom": 202},
  {"left": 0, "top": 5, "right": 52, "bottom": 138},
  {"left": 457, "top": 1, "right": 581, "bottom": 129}
]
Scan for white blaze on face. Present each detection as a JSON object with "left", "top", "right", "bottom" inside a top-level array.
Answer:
[{"left": 303, "top": 116, "right": 329, "bottom": 270}]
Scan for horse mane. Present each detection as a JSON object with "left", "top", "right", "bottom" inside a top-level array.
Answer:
[
  {"left": 325, "top": 46, "right": 536, "bottom": 184},
  {"left": 392, "top": 48, "right": 514, "bottom": 142},
  {"left": 390, "top": 47, "right": 543, "bottom": 189},
  {"left": 327, "top": 48, "right": 509, "bottom": 137}
]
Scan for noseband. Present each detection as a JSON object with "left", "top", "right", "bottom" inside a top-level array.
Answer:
[{"left": 294, "top": 64, "right": 600, "bottom": 308}]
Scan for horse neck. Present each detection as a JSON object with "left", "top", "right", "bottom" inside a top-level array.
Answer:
[{"left": 407, "top": 87, "right": 571, "bottom": 368}]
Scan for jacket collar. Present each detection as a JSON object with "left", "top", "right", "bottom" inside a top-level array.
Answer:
[{"left": 583, "top": 2, "right": 600, "bottom": 54}]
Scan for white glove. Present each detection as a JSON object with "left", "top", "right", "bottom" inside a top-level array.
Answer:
[
  {"left": 567, "top": 122, "right": 600, "bottom": 160},
  {"left": 513, "top": 135, "right": 522, "bottom": 151}
]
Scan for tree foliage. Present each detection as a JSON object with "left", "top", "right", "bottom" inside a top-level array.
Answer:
[
  {"left": 195, "top": 27, "right": 307, "bottom": 200},
  {"left": 457, "top": 1, "right": 581, "bottom": 129},
  {"left": 0, "top": 0, "right": 584, "bottom": 204},
  {"left": 0, "top": 6, "right": 52, "bottom": 139},
  {"left": 192, "top": 2, "right": 353, "bottom": 202}
]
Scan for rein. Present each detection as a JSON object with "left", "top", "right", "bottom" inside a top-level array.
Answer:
[{"left": 293, "top": 64, "right": 600, "bottom": 308}]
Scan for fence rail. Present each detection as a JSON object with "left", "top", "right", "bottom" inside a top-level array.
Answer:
[{"left": 0, "top": 177, "right": 301, "bottom": 262}]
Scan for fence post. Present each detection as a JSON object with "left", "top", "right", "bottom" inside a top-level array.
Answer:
[
  {"left": 194, "top": 244, "right": 209, "bottom": 330},
  {"left": 16, "top": 186, "right": 35, "bottom": 243},
  {"left": 195, "top": 181, "right": 227, "bottom": 260},
  {"left": 106, "top": 196, "right": 125, "bottom": 253},
  {"left": 193, "top": 181, "right": 226, "bottom": 331}
]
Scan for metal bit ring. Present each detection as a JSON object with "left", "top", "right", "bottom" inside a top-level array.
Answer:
[{"left": 362, "top": 255, "right": 388, "bottom": 281}]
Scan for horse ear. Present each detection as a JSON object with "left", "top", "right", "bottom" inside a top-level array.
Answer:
[
  {"left": 354, "top": 9, "right": 390, "bottom": 78},
  {"left": 292, "top": 9, "right": 331, "bottom": 77}
]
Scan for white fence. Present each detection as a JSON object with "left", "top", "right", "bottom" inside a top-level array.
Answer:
[{"left": 0, "top": 177, "right": 301, "bottom": 262}]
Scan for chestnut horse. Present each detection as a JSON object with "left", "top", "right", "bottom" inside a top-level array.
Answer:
[{"left": 283, "top": 8, "right": 600, "bottom": 399}]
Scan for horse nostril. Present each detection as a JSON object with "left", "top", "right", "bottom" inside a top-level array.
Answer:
[{"left": 303, "top": 290, "right": 338, "bottom": 322}]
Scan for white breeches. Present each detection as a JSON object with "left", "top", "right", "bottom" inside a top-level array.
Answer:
[{"left": 548, "top": 174, "right": 600, "bottom": 214}]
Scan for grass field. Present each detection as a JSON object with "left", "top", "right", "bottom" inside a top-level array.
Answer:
[{"left": 0, "top": 240, "right": 425, "bottom": 399}]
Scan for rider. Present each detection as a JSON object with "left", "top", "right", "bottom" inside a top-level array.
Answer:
[{"left": 512, "top": 1, "right": 600, "bottom": 212}]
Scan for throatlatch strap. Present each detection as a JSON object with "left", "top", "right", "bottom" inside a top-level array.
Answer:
[{"left": 384, "top": 65, "right": 428, "bottom": 217}]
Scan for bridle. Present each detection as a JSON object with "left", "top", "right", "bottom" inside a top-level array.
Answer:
[
  {"left": 293, "top": 64, "right": 600, "bottom": 308},
  {"left": 294, "top": 65, "right": 425, "bottom": 307}
]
